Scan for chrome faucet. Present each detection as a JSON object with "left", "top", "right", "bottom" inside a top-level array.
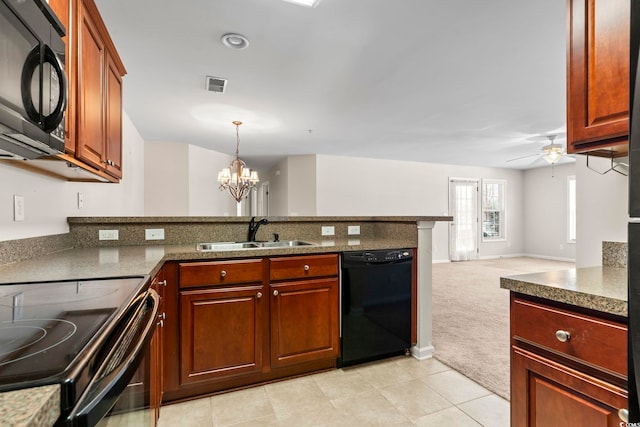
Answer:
[{"left": 247, "top": 217, "right": 269, "bottom": 242}]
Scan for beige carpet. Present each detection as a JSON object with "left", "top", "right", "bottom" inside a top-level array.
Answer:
[{"left": 431, "top": 257, "right": 575, "bottom": 400}]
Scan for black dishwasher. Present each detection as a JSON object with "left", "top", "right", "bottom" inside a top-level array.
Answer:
[{"left": 339, "top": 249, "right": 413, "bottom": 367}]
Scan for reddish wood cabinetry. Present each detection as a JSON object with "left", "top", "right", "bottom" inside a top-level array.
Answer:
[
  {"left": 269, "top": 254, "right": 340, "bottom": 368},
  {"left": 162, "top": 254, "right": 340, "bottom": 402},
  {"left": 510, "top": 294, "right": 628, "bottom": 426},
  {"left": 566, "top": 0, "right": 629, "bottom": 156},
  {"left": 46, "top": 0, "right": 125, "bottom": 181}
]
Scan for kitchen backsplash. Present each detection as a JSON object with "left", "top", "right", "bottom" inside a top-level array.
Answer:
[{"left": 602, "top": 241, "right": 627, "bottom": 268}]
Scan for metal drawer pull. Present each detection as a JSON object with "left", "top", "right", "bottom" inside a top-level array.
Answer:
[
  {"left": 158, "top": 280, "right": 167, "bottom": 287},
  {"left": 257, "top": 292, "right": 262, "bottom": 299},
  {"left": 157, "top": 319, "right": 164, "bottom": 328},
  {"left": 304, "top": 264, "right": 310, "bottom": 271},
  {"left": 273, "top": 290, "right": 279, "bottom": 296},
  {"left": 220, "top": 270, "right": 227, "bottom": 277},
  {"left": 555, "top": 330, "right": 571, "bottom": 342},
  {"left": 158, "top": 312, "right": 166, "bottom": 320},
  {"left": 618, "top": 408, "right": 629, "bottom": 423}
]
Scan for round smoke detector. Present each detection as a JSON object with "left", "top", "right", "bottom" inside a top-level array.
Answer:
[{"left": 221, "top": 33, "right": 250, "bottom": 50}]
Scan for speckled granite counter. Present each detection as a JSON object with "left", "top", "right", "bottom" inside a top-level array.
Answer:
[
  {"left": 0, "top": 385, "right": 59, "bottom": 427},
  {"left": 0, "top": 238, "right": 416, "bottom": 285},
  {"left": 500, "top": 266, "right": 627, "bottom": 317}
]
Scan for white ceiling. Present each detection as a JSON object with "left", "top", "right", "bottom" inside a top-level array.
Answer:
[{"left": 94, "top": 0, "right": 573, "bottom": 172}]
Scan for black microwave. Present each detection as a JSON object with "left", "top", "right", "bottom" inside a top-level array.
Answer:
[{"left": 0, "top": 0, "right": 67, "bottom": 160}]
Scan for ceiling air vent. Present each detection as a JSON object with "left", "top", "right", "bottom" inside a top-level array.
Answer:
[{"left": 205, "top": 76, "right": 227, "bottom": 93}]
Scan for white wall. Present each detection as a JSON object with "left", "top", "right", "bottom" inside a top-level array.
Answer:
[
  {"left": 575, "top": 155, "right": 628, "bottom": 267},
  {"left": 522, "top": 162, "right": 576, "bottom": 261},
  {"left": 0, "top": 112, "right": 145, "bottom": 241},
  {"left": 265, "top": 154, "right": 525, "bottom": 262},
  {"left": 144, "top": 141, "right": 237, "bottom": 216}
]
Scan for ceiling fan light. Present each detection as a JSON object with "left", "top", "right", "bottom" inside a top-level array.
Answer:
[{"left": 543, "top": 147, "right": 563, "bottom": 164}]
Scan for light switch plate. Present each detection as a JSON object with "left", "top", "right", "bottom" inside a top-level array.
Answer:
[
  {"left": 321, "top": 226, "right": 335, "bottom": 236},
  {"left": 13, "top": 195, "right": 24, "bottom": 221}
]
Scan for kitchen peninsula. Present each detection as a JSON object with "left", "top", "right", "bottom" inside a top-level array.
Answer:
[
  {"left": 0, "top": 215, "right": 450, "bottom": 426},
  {"left": 501, "top": 260, "right": 628, "bottom": 426}
]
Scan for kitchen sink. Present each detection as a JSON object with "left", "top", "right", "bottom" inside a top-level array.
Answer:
[
  {"left": 196, "top": 242, "right": 261, "bottom": 251},
  {"left": 258, "top": 240, "right": 314, "bottom": 248},
  {"left": 196, "top": 240, "right": 315, "bottom": 252}
]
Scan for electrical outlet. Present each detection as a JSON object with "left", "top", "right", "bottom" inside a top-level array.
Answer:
[
  {"left": 321, "top": 226, "right": 335, "bottom": 236},
  {"left": 348, "top": 225, "right": 360, "bottom": 235},
  {"left": 145, "top": 228, "right": 165, "bottom": 240},
  {"left": 99, "top": 229, "right": 119, "bottom": 240},
  {"left": 13, "top": 195, "right": 24, "bottom": 221}
]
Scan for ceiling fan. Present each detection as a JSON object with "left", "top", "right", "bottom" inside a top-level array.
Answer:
[{"left": 506, "top": 134, "right": 572, "bottom": 166}]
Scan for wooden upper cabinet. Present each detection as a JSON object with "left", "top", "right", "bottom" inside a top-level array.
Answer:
[
  {"left": 48, "top": 0, "right": 125, "bottom": 181},
  {"left": 567, "top": 0, "right": 630, "bottom": 155},
  {"left": 105, "top": 54, "right": 123, "bottom": 179},
  {"left": 76, "top": 0, "right": 126, "bottom": 179},
  {"left": 76, "top": 3, "right": 105, "bottom": 171}
]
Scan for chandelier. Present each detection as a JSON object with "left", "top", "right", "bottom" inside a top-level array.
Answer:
[{"left": 217, "top": 121, "right": 259, "bottom": 206}]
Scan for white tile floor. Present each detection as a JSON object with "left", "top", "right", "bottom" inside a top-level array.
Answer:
[{"left": 157, "top": 357, "right": 510, "bottom": 427}]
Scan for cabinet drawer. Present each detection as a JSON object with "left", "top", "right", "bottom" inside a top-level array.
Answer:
[
  {"left": 512, "top": 298, "right": 627, "bottom": 376},
  {"left": 179, "top": 259, "right": 264, "bottom": 288},
  {"left": 269, "top": 254, "right": 338, "bottom": 281}
]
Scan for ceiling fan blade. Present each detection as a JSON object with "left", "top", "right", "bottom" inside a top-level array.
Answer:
[{"left": 506, "top": 153, "right": 540, "bottom": 162}]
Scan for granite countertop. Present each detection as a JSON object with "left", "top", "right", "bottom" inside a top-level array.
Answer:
[
  {"left": 500, "top": 266, "right": 627, "bottom": 317},
  {"left": 0, "top": 385, "right": 60, "bottom": 427},
  {"left": 0, "top": 238, "right": 415, "bottom": 285}
]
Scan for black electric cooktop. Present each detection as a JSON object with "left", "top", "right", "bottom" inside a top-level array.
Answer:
[{"left": 0, "top": 277, "right": 147, "bottom": 394}]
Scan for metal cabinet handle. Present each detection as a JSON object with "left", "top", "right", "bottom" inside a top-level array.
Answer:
[
  {"left": 618, "top": 408, "right": 629, "bottom": 422},
  {"left": 304, "top": 264, "right": 310, "bottom": 271},
  {"left": 257, "top": 292, "right": 263, "bottom": 299},
  {"left": 157, "top": 319, "right": 164, "bottom": 328},
  {"left": 158, "top": 280, "right": 167, "bottom": 287},
  {"left": 220, "top": 270, "right": 227, "bottom": 277},
  {"left": 273, "top": 290, "right": 279, "bottom": 296},
  {"left": 158, "top": 312, "right": 166, "bottom": 320},
  {"left": 555, "top": 330, "right": 571, "bottom": 342}
]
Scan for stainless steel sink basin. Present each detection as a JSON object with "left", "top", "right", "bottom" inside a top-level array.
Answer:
[
  {"left": 196, "top": 242, "right": 261, "bottom": 251},
  {"left": 258, "top": 240, "right": 314, "bottom": 248},
  {"left": 196, "top": 240, "right": 314, "bottom": 251}
]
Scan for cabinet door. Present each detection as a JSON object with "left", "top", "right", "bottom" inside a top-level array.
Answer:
[
  {"left": 270, "top": 277, "right": 339, "bottom": 368},
  {"left": 104, "top": 53, "right": 122, "bottom": 179},
  {"left": 180, "top": 285, "right": 267, "bottom": 385},
  {"left": 511, "top": 347, "right": 627, "bottom": 427},
  {"left": 567, "top": 0, "right": 630, "bottom": 153},
  {"left": 76, "top": 0, "right": 105, "bottom": 170}
]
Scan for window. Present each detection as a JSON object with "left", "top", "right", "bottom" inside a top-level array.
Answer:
[
  {"left": 482, "top": 179, "right": 506, "bottom": 241},
  {"left": 568, "top": 175, "right": 576, "bottom": 243}
]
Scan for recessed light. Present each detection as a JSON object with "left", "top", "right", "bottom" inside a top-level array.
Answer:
[
  {"left": 221, "top": 33, "right": 249, "bottom": 50},
  {"left": 282, "top": 0, "right": 321, "bottom": 8}
]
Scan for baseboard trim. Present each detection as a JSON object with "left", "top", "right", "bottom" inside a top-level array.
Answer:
[
  {"left": 520, "top": 253, "right": 576, "bottom": 263},
  {"left": 410, "top": 345, "right": 434, "bottom": 360},
  {"left": 476, "top": 253, "right": 576, "bottom": 263},
  {"left": 433, "top": 259, "right": 451, "bottom": 264}
]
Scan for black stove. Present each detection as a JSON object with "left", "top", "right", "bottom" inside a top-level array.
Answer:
[{"left": 0, "top": 276, "right": 149, "bottom": 410}]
